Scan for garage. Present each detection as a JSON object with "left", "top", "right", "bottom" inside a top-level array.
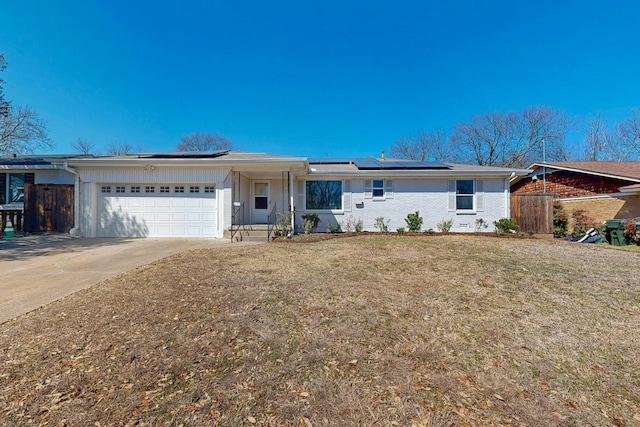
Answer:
[{"left": 98, "top": 183, "right": 218, "bottom": 237}]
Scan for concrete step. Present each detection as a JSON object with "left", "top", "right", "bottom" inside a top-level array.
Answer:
[{"left": 225, "top": 225, "right": 277, "bottom": 242}]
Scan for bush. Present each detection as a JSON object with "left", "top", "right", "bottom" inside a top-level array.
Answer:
[
  {"left": 373, "top": 217, "right": 390, "bottom": 232},
  {"left": 326, "top": 221, "right": 341, "bottom": 233},
  {"left": 341, "top": 215, "right": 363, "bottom": 232},
  {"left": 405, "top": 211, "right": 423, "bottom": 232},
  {"left": 436, "top": 219, "right": 453, "bottom": 233},
  {"left": 553, "top": 203, "right": 568, "bottom": 238},
  {"left": 396, "top": 227, "right": 405, "bottom": 234},
  {"left": 301, "top": 213, "right": 320, "bottom": 234},
  {"left": 277, "top": 211, "right": 293, "bottom": 237},
  {"left": 494, "top": 218, "right": 518, "bottom": 234},
  {"left": 624, "top": 220, "right": 640, "bottom": 245},
  {"left": 571, "top": 209, "right": 597, "bottom": 237},
  {"left": 474, "top": 218, "right": 488, "bottom": 232}
]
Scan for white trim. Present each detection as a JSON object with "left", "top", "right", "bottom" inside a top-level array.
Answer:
[{"left": 555, "top": 192, "right": 635, "bottom": 201}]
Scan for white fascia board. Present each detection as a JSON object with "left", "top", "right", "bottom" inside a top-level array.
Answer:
[
  {"left": 67, "top": 158, "right": 308, "bottom": 170},
  {"left": 0, "top": 164, "right": 65, "bottom": 170},
  {"left": 305, "top": 169, "right": 530, "bottom": 179},
  {"left": 528, "top": 163, "right": 640, "bottom": 183}
]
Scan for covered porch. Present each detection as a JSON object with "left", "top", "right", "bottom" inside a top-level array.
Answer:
[{"left": 225, "top": 159, "right": 307, "bottom": 242}]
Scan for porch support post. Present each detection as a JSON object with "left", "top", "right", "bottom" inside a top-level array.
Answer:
[{"left": 289, "top": 171, "right": 295, "bottom": 233}]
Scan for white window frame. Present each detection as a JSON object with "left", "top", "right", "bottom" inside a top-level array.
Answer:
[
  {"left": 448, "top": 179, "right": 484, "bottom": 213},
  {"left": 364, "top": 179, "right": 394, "bottom": 200},
  {"left": 304, "top": 179, "right": 344, "bottom": 212}
]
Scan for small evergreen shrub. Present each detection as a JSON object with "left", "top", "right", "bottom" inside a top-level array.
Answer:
[
  {"left": 553, "top": 203, "right": 568, "bottom": 238},
  {"left": 326, "top": 221, "right": 341, "bottom": 233},
  {"left": 396, "top": 227, "right": 406, "bottom": 234},
  {"left": 277, "top": 211, "right": 293, "bottom": 237},
  {"left": 301, "top": 213, "right": 320, "bottom": 234},
  {"left": 494, "top": 218, "right": 518, "bottom": 234},
  {"left": 405, "top": 211, "right": 423, "bottom": 232},
  {"left": 437, "top": 219, "right": 453, "bottom": 233}
]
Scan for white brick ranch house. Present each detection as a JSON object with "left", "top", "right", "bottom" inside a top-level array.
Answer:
[{"left": 61, "top": 151, "right": 530, "bottom": 239}]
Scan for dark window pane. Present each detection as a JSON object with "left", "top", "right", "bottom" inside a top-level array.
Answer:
[
  {"left": 456, "top": 195, "right": 473, "bottom": 210},
  {"left": 457, "top": 179, "right": 474, "bottom": 195},
  {"left": 306, "top": 180, "right": 342, "bottom": 210},
  {"left": 255, "top": 196, "right": 268, "bottom": 209},
  {"left": 373, "top": 188, "right": 384, "bottom": 198}
]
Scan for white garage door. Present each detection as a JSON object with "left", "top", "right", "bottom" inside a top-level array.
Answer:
[{"left": 98, "top": 184, "right": 218, "bottom": 237}]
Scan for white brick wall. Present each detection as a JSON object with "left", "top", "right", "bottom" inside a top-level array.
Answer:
[{"left": 295, "top": 177, "right": 509, "bottom": 233}]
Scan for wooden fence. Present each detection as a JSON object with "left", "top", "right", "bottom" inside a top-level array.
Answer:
[
  {"left": 23, "top": 184, "right": 74, "bottom": 233},
  {"left": 510, "top": 193, "right": 554, "bottom": 235}
]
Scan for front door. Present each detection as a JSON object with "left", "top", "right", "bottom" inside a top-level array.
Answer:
[{"left": 251, "top": 181, "right": 269, "bottom": 223}]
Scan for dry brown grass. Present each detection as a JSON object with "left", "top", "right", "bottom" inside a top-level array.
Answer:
[{"left": 1, "top": 235, "right": 640, "bottom": 426}]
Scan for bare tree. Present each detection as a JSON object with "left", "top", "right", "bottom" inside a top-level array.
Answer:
[
  {"left": 389, "top": 129, "right": 450, "bottom": 161},
  {"left": 449, "top": 106, "right": 575, "bottom": 167},
  {"left": 177, "top": 132, "right": 232, "bottom": 152},
  {"left": 106, "top": 142, "right": 134, "bottom": 156},
  {"left": 613, "top": 110, "right": 640, "bottom": 161},
  {"left": 583, "top": 114, "right": 614, "bottom": 161},
  {"left": 71, "top": 137, "right": 98, "bottom": 155},
  {"left": 0, "top": 105, "right": 52, "bottom": 155},
  {"left": 0, "top": 54, "right": 9, "bottom": 118}
]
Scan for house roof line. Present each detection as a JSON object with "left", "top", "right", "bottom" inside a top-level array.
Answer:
[{"left": 525, "top": 162, "right": 640, "bottom": 183}]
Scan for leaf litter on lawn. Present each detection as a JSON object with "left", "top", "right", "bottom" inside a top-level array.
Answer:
[{"left": 1, "top": 235, "right": 640, "bottom": 426}]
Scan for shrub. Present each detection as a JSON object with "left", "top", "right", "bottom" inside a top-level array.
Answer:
[
  {"left": 396, "top": 227, "right": 406, "bottom": 234},
  {"left": 326, "top": 221, "right": 341, "bottom": 233},
  {"left": 277, "top": 211, "right": 293, "bottom": 237},
  {"left": 425, "top": 228, "right": 436, "bottom": 235},
  {"left": 436, "top": 219, "right": 453, "bottom": 233},
  {"left": 571, "top": 209, "right": 597, "bottom": 237},
  {"left": 301, "top": 213, "right": 320, "bottom": 234},
  {"left": 624, "top": 220, "right": 640, "bottom": 245},
  {"left": 405, "top": 211, "right": 423, "bottom": 232},
  {"left": 373, "top": 217, "right": 390, "bottom": 232},
  {"left": 553, "top": 203, "right": 569, "bottom": 238},
  {"left": 474, "top": 218, "right": 488, "bottom": 232},
  {"left": 494, "top": 218, "right": 518, "bottom": 234},
  {"left": 341, "top": 215, "right": 363, "bottom": 232}
]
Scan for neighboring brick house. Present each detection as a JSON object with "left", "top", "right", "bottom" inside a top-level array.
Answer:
[{"left": 510, "top": 162, "right": 640, "bottom": 223}]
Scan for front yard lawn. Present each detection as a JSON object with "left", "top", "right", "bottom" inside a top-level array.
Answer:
[{"left": 1, "top": 235, "right": 639, "bottom": 426}]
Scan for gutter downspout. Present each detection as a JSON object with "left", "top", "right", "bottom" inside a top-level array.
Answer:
[
  {"left": 62, "top": 162, "right": 81, "bottom": 237},
  {"left": 506, "top": 172, "right": 515, "bottom": 218},
  {"left": 289, "top": 171, "right": 295, "bottom": 234}
]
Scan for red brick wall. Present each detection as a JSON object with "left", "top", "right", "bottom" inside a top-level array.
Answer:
[{"left": 511, "top": 171, "right": 632, "bottom": 198}]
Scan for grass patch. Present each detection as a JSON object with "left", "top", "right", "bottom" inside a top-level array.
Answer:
[{"left": 1, "top": 235, "right": 640, "bottom": 426}]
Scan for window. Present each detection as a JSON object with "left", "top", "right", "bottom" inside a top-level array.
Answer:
[
  {"left": 1, "top": 173, "right": 34, "bottom": 205},
  {"left": 175, "top": 186, "right": 184, "bottom": 193},
  {"left": 189, "top": 186, "right": 200, "bottom": 193},
  {"left": 145, "top": 186, "right": 155, "bottom": 193},
  {"left": 372, "top": 180, "right": 384, "bottom": 198},
  {"left": 101, "top": 186, "right": 111, "bottom": 193},
  {"left": 305, "top": 180, "right": 342, "bottom": 210},
  {"left": 456, "top": 180, "right": 474, "bottom": 210},
  {"left": 116, "top": 186, "right": 126, "bottom": 193},
  {"left": 131, "top": 186, "right": 140, "bottom": 193},
  {"left": 160, "top": 186, "right": 170, "bottom": 193},
  {"left": 204, "top": 186, "right": 215, "bottom": 193}
]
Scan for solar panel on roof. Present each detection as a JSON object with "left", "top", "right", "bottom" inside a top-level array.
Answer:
[
  {"left": 139, "top": 150, "right": 230, "bottom": 159},
  {"left": 353, "top": 159, "right": 450, "bottom": 170}
]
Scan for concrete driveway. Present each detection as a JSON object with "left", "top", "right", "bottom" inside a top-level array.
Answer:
[{"left": 0, "top": 235, "right": 251, "bottom": 324}]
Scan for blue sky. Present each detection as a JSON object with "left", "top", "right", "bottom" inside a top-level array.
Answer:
[{"left": 2, "top": 1, "right": 640, "bottom": 158}]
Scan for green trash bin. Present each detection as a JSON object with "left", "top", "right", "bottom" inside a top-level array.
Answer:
[{"left": 606, "top": 220, "right": 627, "bottom": 246}]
